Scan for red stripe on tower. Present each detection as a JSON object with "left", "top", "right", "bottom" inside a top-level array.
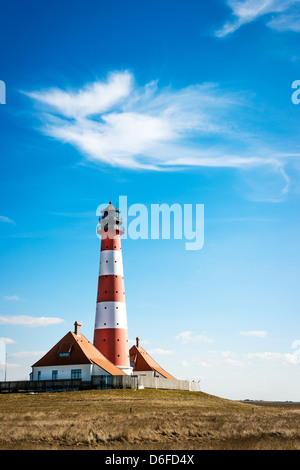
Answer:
[{"left": 93, "top": 202, "right": 132, "bottom": 375}]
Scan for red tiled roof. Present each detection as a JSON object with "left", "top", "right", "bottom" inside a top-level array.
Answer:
[
  {"left": 32, "top": 331, "right": 126, "bottom": 376},
  {"left": 129, "top": 345, "right": 176, "bottom": 380}
]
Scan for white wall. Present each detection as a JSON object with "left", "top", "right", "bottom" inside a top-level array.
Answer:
[
  {"left": 32, "top": 363, "right": 113, "bottom": 381},
  {"left": 92, "top": 363, "right": 112, "bottom": 376},
  {"left": 32, "top": 364, "right": 93, "bottom": 381},
  {"left": 133, "top": 370, "right": 165, "bottom": 378}
]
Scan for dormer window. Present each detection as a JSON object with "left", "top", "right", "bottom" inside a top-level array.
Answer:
[
  {"left": 57, "top": 342, "right": 72, "bottom": 358},
  {"left": 58, "top": 352, "right": 70, "bottom": 357}
]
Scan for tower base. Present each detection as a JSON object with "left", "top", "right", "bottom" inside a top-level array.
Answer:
[{"left": 117, "top": 366, "right": 133, "bottom": 375}]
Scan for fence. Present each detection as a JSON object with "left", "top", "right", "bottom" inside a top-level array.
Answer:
[
  {"left": 0, "top": 375, "right": 200, "bottom": 393},
  {"left": 0, "top": 379, "right": 83, "bottom": 393},
  {"left": 136, "top": 375, "right": 200, "bottom": 391}
]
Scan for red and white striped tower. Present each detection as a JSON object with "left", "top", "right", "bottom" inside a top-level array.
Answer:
[{"left": 93, "top": 202, "right": 132, "bottom": 375}]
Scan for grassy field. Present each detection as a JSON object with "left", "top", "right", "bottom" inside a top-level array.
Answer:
[{"left": 0, "top": 388, "right": 300, "bottom": 450}]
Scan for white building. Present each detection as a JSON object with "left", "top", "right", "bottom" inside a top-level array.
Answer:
[
  {"left": 31, "top": 321, "right": 126, "bottom": 381},
  {"left": 129, "top": 338, "right": 176, "bottom": 379}
]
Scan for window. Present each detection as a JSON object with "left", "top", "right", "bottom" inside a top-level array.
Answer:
[
  {"left": 37, "top": 371, "right": 41, "bottom": 380},
  {"left": 71, "top": 369, "right": 82, "bottom": 379},
  {"left": 57, "top": 342, "right": 72, "bottom": 358},
  {"left": 52, "top": 370, "right": 58, "bottom": 380}
]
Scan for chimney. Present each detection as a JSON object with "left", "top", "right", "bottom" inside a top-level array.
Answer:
[
  {"left": 136, "top": 337, "right": 140, "bottom": 348},
  {"left": 74, "top": 321, "right": 82, "bottom": 336}
]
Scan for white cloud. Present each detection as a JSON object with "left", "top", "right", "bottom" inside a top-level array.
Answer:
[
  {"left": 148, "top": 348, "right": 174, "bottom": 356},
  {"left": 197, "top": 361, "right": 211, "bottom": 367},
  {"left": 239, "top": 330, "right": 267, "bottom": 338},
  {"left": 0, "top": 362, "right": 23, "bottom": 370},
  {"left": 221, "top": 350, "right": 235, "bottom": 357},
  {"left": 221, "top": 358, "right": 245, "bottom": 367},
  {"left": 0, "top": 315, "right": 64, "bottom": 327},
  {"left": 247, "top": 341, "right": 300, "bottom": 365},
  {"left": 128, "top": 338, "right": 150, "bottom": 346},
  {"left": 0, "top": 216, "right": 15, "bottom": 225},
  {"left": 247, "top": 351, "right": 299, "bottom": 364},
  {"left": 27, "top": 71, "right": 133, "bottom": 119},
  {"left": 268, "top": 11, "right": 300, "bottom": 32},
  {"left": 10, "top": 350, "right": 46, "bottom": 359},
  {"left": 175, "top": 331, "right": 212, "bottom": 344},
  {"left": 24, "top": 71, "right": 291, "bottom": 183},
  {"left": 219, "top": 350, "right": 245, "bottom": 366},
  {"left": 3, "top": 295, "right": 21, "bottom": 301},
  {"left": 0, "top": 337, "right": 17, "bottom": 344},
  {"left": 215, "top": 0, "right": 300, "bottom": 37}
]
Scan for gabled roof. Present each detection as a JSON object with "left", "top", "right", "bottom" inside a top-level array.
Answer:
[
  {"left": 32, "top": 331, "right": 126, "bottom": 376},
  {"left": 129, "top": 345, "right": 176, "bottom": 380}
]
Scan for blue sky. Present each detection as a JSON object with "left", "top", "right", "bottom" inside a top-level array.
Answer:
[{"left": 0, "top": 0, "right": 300, "bottom": 400}]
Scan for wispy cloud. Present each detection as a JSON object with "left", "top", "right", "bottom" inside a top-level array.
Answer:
[
  {"left": 0, "top": 337, "right": 17, "bottom": 344},
  {"left": 247, "top": 340, "right": 300, "bottom": 365},
  {"left": 3, "top": 295, "right": 21, "bottom": 301},
  {"left": 0, "top": 315, "right": 64, "bottom": 327},
  {"left": 268, "top": 10, "right": 300, "bottom": 32},
  {"left": 28, "top": 71, "right": 132, "bottom": 119},
  {"left": 247, "top": 351, "right": 299, "bottom": 364},
  {"left": 24, "top": 71, "right": 293, "bottom": 189},
  {"left": 215, "top": 0, "right": 300, "bottom": 37},
  {"left": 239, "top": 330, "right": 267, "bottom": 338},
  {"left": 176, "top": 331, "right": 212, "bottom": 344},
  {"left": 148, "top": 348, "right": 174, "bottom": 356},
  {"left": 0, "top": 216, "right": 15, "bottom": 225},
  {"left": 9, "top": 350, "right": 46, "bottom": 359},
  {"left": 220, "top": 350, "right": 245, "bottom": 367},
  {"left": 221, "top": 357, "right": 245, "bottom": 367}
]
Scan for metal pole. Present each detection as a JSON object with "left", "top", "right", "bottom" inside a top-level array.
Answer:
[{"left": 4, "top": 353, "right": 7, "bottom": 382}]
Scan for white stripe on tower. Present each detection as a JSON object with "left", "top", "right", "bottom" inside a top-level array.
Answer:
[{"left": 99, "top": 250, "right": 124, "bottom": 276}]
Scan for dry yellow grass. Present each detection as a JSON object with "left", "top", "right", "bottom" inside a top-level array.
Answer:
[{"left": 0, "top": 389, "right": 300, "bottom": 450}]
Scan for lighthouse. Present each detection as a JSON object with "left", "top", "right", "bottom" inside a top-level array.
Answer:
[{"left": 93, "top": 202, "right": 132, "bottom": 375}]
